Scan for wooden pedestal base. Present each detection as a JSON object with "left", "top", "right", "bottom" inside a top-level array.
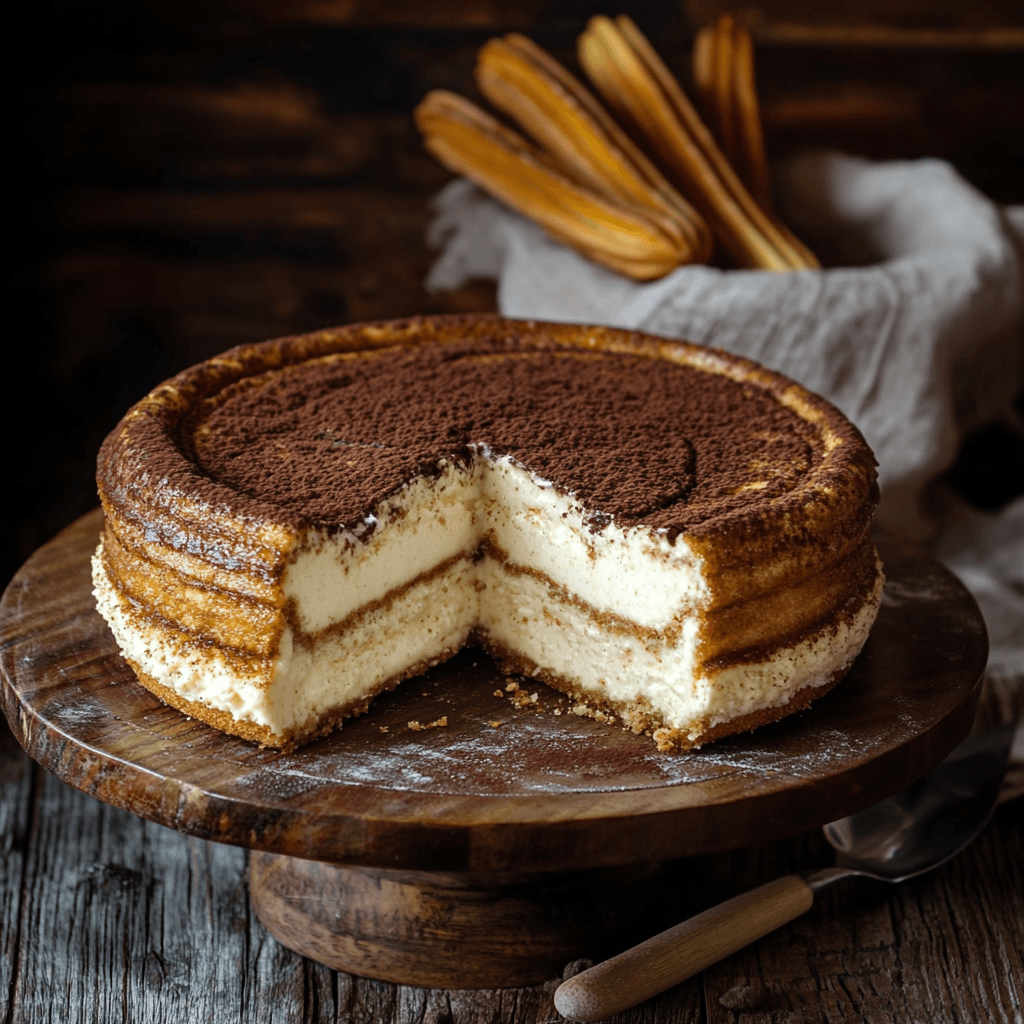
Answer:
[{"left": 248, "top": 852, "right": 686, "bottom": 988}]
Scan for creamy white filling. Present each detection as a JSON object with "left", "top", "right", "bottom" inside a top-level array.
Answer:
[
  {"left": 94, "top": 542, "right": 880, "bottom": 741},
  {"left": 285, "top": 454, "right": 708, "bottom": 636},
  {"left": 479, "top": 565, "right": 882, "bottom": 741},
  {"left": 267, "top": 561, "right": 480, "bottom": 732}
]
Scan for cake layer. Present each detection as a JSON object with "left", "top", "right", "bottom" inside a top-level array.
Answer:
[
  {"left": 94, "top": 545, "right": 480, "bottom": 745},
  {"left": 285, "top": 454, "right": 709, "bottom": 638},
  {"left": 94, "top": 535, "right": 882, "bottom": 749},
  {"left": 94, "top": 315, "right": 883, "bottom": 750}
]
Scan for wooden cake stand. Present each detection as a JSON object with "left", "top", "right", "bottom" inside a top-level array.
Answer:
[{"left": 0, "top": 511, "right": 988, "bottom": 988}]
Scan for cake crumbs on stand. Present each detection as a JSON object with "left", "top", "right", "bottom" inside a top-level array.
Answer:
[{"left": 406, "top": 717, "right": 449, "bottom": 732}]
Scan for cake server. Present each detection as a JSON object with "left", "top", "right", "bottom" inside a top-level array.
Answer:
[{"left": 554, "top": 722, "right": 1016, "bottom": 1022}]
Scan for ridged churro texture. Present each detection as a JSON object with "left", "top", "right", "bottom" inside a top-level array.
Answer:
[
  {"left": 415, "top": 19, "right": 817, "bottom": 276},
  {"left": 95, "top": 315, "right": 881, "bottom": 750}
]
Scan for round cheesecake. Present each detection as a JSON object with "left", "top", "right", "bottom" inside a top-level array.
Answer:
[{"left": 93, "top": 315, "right": 883, "bottom": 751}]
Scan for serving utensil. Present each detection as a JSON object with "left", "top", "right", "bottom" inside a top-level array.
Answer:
[{"left": 555, "top": 722, "right": 1016, "bottom": 1022}]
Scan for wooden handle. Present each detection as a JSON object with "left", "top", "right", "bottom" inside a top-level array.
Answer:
[{"left": 553, "top": 873, "right": 813, "bottom": 1021}]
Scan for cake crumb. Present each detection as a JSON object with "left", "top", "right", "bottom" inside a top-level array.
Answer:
[
  {"left": 379, "top": 726, "right": 389, "bottom": 733},
  {"left": 505, "top": 679, "right": 520, "bottom": 692},
  {"left": 553, "top": 708, "right": 562, "bottom": 716},
  {"left": 493, "top": 689, "right": 504, "bottom": 697},
  {"left": 530, "top": 692, "right": 539, "bottom": 703},
  {"left": 568, "top": 702, "right": 617, "bottom": 724},
  {"left": 652, "top": 727, "right": 674, "bottom": 752},
  {"left": 488, "top": 720, "right": 503, "bottom": 728},
  {"left": 407, "top": 717, "right": 448, "bottom": 732}
]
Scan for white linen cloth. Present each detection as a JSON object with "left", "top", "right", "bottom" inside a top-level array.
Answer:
[{"left": 425, "top": 152, "right": 1024, "bottom": 782}]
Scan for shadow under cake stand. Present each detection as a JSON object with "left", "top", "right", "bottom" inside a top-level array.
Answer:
[{"left": 0, "top": 511, "right": 988, "bottom": 988}]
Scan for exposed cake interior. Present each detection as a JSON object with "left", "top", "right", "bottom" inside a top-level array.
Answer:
[{"left": 93, "top": 319, "right": 882, "bottom": 750}]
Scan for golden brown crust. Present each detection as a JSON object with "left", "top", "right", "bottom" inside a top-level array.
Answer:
[
  {"left": 699, "top": 533, "right": 880, "bottom": 669},
  {"left": 101, "top": 524, "right": 285, "bottom": 658}
]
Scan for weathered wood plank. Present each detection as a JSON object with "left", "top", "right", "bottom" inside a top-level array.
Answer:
[
  {"left": 244, "top": 920, "right": 324, "bottom": 1024},
  {"left": 892, "top": 801, "right": 1024, "bottom": 1021},
  {"left": 52, "top": 187, "right": 435, "bottom": 234},
  {"left": 240, "top": 0, "right": 554, "bottom": 30},
  {"left": 80, "top": 0, "right": 557, "bottom": 32},
  {"left": 682, "top": 0, "right": 1024, "bottom": 47},
  {"left": 7, "top": 766, "right": 251, "bottom": 1024},
  {"left": 45, "top": 184, "right": 499, "bottom": 369},
  {"left": 49, "top": 188, "right": 500, "bottom": 333},
  {"left": 702, "top": 805, "right": 1024, "bottom": 1023},
  {"left": 36, "top": 85, "right": 450, "bottom": 189},
  {"left": 0, "top": 719, "right": 33, "bottom": 1018}
]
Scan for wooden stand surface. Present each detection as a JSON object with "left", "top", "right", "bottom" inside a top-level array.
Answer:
[{"left": 0, "top": 511, "right": 988, "bottom": 986}]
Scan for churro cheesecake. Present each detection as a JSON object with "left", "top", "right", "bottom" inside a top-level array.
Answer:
[{"left": 92, "top": 315, "right": 882, "bottom": 751}]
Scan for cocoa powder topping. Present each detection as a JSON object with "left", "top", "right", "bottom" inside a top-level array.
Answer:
[{"left": 184, "top": 333, "right": 818, "bottom": 540}]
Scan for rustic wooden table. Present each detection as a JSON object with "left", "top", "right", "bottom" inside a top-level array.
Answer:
[{"left": 2, "top": 714, "right": 1022, "bottom": 1022}]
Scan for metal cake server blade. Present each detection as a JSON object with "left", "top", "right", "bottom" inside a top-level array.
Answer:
[{"left": 554, "top": 723, "right": 1017, "bottom": 1023}]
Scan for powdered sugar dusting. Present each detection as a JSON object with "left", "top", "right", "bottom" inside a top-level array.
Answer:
[{"left": 242, "top": 650, "right": 874, "bottom": 797}]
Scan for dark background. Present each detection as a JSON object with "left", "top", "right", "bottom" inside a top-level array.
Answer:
[{"left": 5, "top": 0, "right": 1024, "bottom": 588}]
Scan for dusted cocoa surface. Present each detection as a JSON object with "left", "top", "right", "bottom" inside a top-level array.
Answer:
[
  {"left": 98, "top": 316, "right": 876, "bottom": 548},
  {"left": 186, "top": 335, "right": 814, "bottom": 537}
]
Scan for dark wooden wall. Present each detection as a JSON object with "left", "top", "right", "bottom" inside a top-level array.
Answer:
[{"left": 5, "top": 0, "right": 1024, "bottom": 588}]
